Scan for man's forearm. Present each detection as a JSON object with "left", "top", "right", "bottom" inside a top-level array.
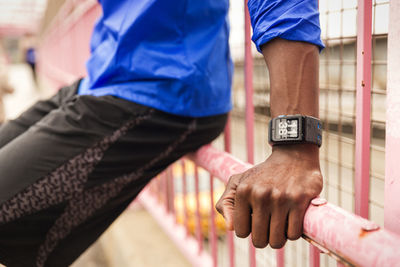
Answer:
[
  {"left": 262, "top": 38, "right": 319, "bottom": 118},
  {"left": 262, "top": 38, "right": 320, "bottom": 159}
]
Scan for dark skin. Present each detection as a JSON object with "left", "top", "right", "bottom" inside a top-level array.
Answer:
[{"left": 216, "top": 38, "right": 323, "bottom": 249}]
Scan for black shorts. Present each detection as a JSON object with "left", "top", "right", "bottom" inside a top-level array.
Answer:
[{"left": 0, "top": 80, "right": 227, "bottom": 267}]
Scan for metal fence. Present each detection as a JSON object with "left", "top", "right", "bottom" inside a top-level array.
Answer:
[{"left": 37, "top": 0, "right": 400, "bottom": 266}]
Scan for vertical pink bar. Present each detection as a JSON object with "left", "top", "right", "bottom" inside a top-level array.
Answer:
[
  {"left": 276, "top": 248, "right": 284, "bottom": 267},
  {"left": 159, "top": 175, "right": 163, "bottom": 203},
  {"left": 244, "top": 1, "right": 257, "bottom": 267},
  {"left": 244, "top": 0, "right": 254, "bottom": 166},
  {"left": 162, "top": 172, "right": 169, "bottom": 211},
  {"left": 194, "top": 166, "right": 203, "bottom": 252},
  {"left": 224, "top": 115, "right": 232, "bottom": 153},
  {"left": 167, "top": 167, "right": 176, "bottom": 217},
  {"left": 309, "top": 245, "right": 320, "bottom": 267},
  {"left": 166, "top": 169, "right": 172, "bottom": 211},
  {"left": 164, "top": 172, "right": 170, "bottom": 211},
  {"left": 385, "top": 0, "right": 400, "bottom": 235},
  {"left": 209, "top": 174, "right": 218, "bottom": 267},
  {"left": 181, "top": 160, "right": 190, "bottom": 236},
  {"left": 355, "top": 0, "right": 372, "bottom": 219},
  {"left": 223, "top": 115, "right": 235, "bottom": 267}
]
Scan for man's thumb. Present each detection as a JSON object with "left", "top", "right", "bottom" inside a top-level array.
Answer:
[
  {"left": 216, "top": 194, "right": 235, "bottom": 231},
  {"left": 216, "top": 174, "right": 241, "bottom": 231}
]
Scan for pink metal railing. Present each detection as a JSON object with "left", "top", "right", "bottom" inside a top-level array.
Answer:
[
  {"left": 223, "top": 117, "right": 236, "bottom": 267},
  {"left": 243, "top": 1, "right": 257, "bottom": 266},
  {"left": 38, "top": 0, "right": 100, "bottom": 90},
  {"left": 384, "top": 0, "right": 400, "bottom": 236},
  {"left": 355, "top": 0, "right": 372, "bottom": 219},
  {"left": 189, "top": 145, "right": 400, "bottom": 266},
  {"left": 37, "top": 0, "right": 400, "bottom": 266},
  {"left": 138, "top": 141, "right": 400, "bottom": 266}
]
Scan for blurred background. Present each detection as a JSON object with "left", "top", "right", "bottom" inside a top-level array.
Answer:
[{"left": 0, "top": 0, "right": 389, "bottom": 266}]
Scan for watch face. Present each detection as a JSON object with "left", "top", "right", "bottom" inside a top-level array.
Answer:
[{"left": 275, "top": 118, "right": 299, "bottom": 139}]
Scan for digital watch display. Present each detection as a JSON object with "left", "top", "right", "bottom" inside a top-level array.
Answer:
[{"left": 269, "top": 115, "right": 322, "bottom": 147}]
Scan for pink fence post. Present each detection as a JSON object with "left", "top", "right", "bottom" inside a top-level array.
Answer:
[
  {"left": 224, "top": 116, "right": 235, "bottom": 267},
  {"left": 155, "top": 176, "right": 161, "bottom": 202},
  {"left": 181, "top": 160, "right": 190, "bottom": 236},
  {"left": 224, "top": 114, "right": 232, "bottom": 153},
  {"left": 38, "top": 0, "right": 101, "bottom": 88},
  {"left": 167, "top": 167, "right": 176, "bottom": 217},
  {"left": 162, "top": 172, "right": 169, "bottom": 210},
  {"left": 355, "top": 0, "right": 372, "bottom": 219},
  {"left": 138, "top": 190, "right": 213, "bottom": 267},
  {"left": 276, "top": 248, "right": 284, "bottom": 267},
  {"left": 385, "top": 0, "right": 400, "bottom": 235},
  {"left": 309, "top": 244, "right": 320, "bottom": 267},
  {"left": 194, "top": 165, "right": 203, "bottom": 253},
  {"left": 244, "top": 0, "right": 254, "bottom": 166},
  {"left": 209, "top": 174, "right": 218, "bottom": 267},
  {"left": 244, "top": 1, "right": 257, "bottom": 266}
]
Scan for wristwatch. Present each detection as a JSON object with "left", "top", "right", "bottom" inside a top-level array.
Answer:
[{"left": 268, "top": 115, "right": 322, "bottom": 147}]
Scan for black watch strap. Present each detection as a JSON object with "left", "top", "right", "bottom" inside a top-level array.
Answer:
[{"left": 268, "top": 115, "right": 322, "bottom": 147}]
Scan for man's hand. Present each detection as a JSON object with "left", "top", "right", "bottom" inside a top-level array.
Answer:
[
  {"left": 216, "top": 144, "right": 322, "bottom": 249},
  {"left": 217, "top": 38, "right": 322, "bottom": 249}
]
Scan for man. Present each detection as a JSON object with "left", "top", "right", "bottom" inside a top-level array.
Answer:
[
  {"left": 25, "top": 47, "right": 37, "bottom": 84},
  {"left": 0, "top": 0, "right": 324, "bottom": 266}
]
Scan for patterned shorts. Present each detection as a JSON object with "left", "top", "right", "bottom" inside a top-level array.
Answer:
[{"left": 0, "top": 81, "right": 227, "bottom": 267}]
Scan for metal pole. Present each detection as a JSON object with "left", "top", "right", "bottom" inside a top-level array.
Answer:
[
  {"left": 209, "top": 174, "right": 218, "bottom": 267},
  {"left": 244, "top": 0, "right": 257, "bottom": 266},
  {"left": 223, "top": 115, "right": 235, "bottom": 267},
  {"left": 181, "top": 160, "right": 190, "bottom": 236},
  {"left": 309, "top": 245, "right": 320, "bottom": 267},
  {"left": 355, "top": 0, "right": 372, "bottom": 219},
  {"left": 384, "top": 0, "right": 400, "bottom": 235},
  {"left": 194, "top": 165, "right": 203, "bottom": 253}
]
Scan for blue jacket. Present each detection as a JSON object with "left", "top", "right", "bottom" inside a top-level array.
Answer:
[{"left": 78, "top": 0, "right": 324, "bottom": 117}]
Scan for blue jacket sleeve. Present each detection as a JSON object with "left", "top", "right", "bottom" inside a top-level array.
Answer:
[{"left": 248, "top": 0, "right": 325, "bottom": 52}]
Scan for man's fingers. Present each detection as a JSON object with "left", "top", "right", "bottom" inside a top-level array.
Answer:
[
  {"left": 233, "top": 184, "right": 252, "bottom": 238},
  {"left": 251, "top": 204, "right": 270, "bottom": 248},
  {"left": 287, "top": 203, "right": 307, "bottom": 240},
  {"left": 269, "top": 202, "right": 289, "bottom": 249}
]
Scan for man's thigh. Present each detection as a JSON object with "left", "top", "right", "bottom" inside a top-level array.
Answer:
[{"left": 0, "top": 92, "right": 227, "bottom": 267}]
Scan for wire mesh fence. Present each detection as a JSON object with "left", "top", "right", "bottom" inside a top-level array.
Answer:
[{"left": 36, "top": 0, "right": 395, "bottom": 266}]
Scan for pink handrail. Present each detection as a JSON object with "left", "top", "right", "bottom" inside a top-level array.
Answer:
[{"left": 189, "top": 145, "right": 400, "bottom": 267}]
